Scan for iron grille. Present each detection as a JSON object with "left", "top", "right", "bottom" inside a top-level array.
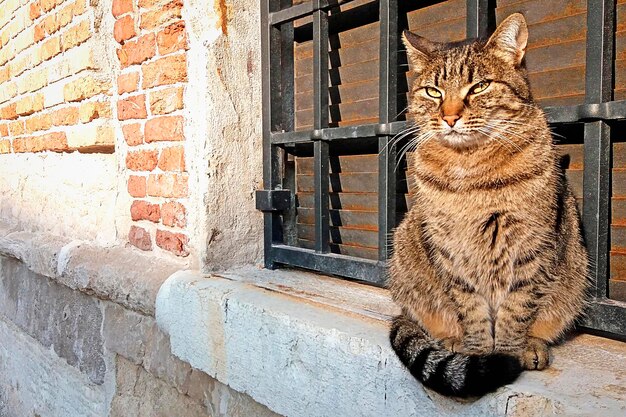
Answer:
[{"left": 259, "top": 0, "right": 626, "bottom": 336}]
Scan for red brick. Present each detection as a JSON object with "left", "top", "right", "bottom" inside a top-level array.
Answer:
[
  {"left": 15, "top": 95, "right": 44, "bottom": 116},
  {"left": 30, "top": 2, "right": 42, "bottom": 20},
  {"left": 25, "top": 114, "right": 52, "bottom": 133},
  {"left": 142, "top": 54, "right": 186, "bottom": 88},
  {"left": 71, "top": 0, "right": 88, "bottom": 17},
  {"left": 117, "top": 33, "right": 156, "bottom": 68},
  {"left": 140, "top": 0, "right": 182, "bottom": 31},
  {"left": 157, "top": 21, "right": 188, "bottom": 55},
  {"left": 13, "top": 132, "right": 67, "bottom": 153},
  {"left": 50, "top": 107, "right": 80, "bottom": 126},
  {"left": 41, "top": 37, "right": 61, "bottom": 61},
  {"left": 57, "top": 2, "right": 76, "bottom": 30},
  {"left": 144, "top": 115, "right": 183, "bottom": 142},
  {"left": 40, "top": 0, "right": 57, "bottom": 13},
  {"left": 79, "top": 102, "right": 111, "bottom": 123},
  {"left": 126, "top": 149, "right": 158, "bottom": 171},
  {"left": 112, "top": 0, "right": 133, "bottom": 18},
  {"left": 44, "top": 131, "right": 68, "bottom": 152},
  {"left": 117, "top": 72, "right": 139, "bottom": 94},
  {"left": 122, "top": 123, "right": 143, "bottom": 146},
  {"left": 149, "top": 86, "right": 183, "bottom": 115},
  {"left": 117, "top": 94, "right": 147, "bottom": 120},
  {"left": 158, "top": 146, "right": 184, "bottom": 171},
  {"left": 138, "top": 0, "right": 169, "bottom": 7},
  {"left": 41, "top": 13, "right": 57, "bottom": 35},
  {"left": 61, "top": 19, "right": 90, "bottom": 51},
  {"left": 146, "top": 173, "right": 188, "bottom": 198},
  {"left": 0, "top": 67, "right": 8, "bottom": 84},
  {"left": 161, "top": 201, "right": 186, "bottom": 227},
  {"left": 131, "top": 200, "right": 161, "bottom": 222},
  {"left": 114, "top": 15, "right": 136, "bottom": 44},
  {"left": 0, "top": 140, "right": 10, "bottom": 154},
  {"left": 128, "top": 175, "right": 146, "bottom": 197},
  {"left": 34, "top": 24, "right": 45, "bottom": 42},
  {"left": 0, "top": 104, "right": 17, "bottom": 120},
  {"left": 13, "top": 136, "right": 34, "bottom": 153},
  {"left": 64, "top": 77, "right": 110, "bottom": 102},
  {"left": 156, "top": 229, "right": 188, "bottom": 256},
  {"left": 8, "top": 120, "right": 24, "bottom": 136},
  {"left": 129, "top": 225, "right": 152, "bottom": 251}
]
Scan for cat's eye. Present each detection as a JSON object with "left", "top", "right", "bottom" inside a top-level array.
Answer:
[
  {"left": 469, "top": 81, "right": 491, "bottom": 95},
  {"left": 424, "top": 87, "right": 442, "bottom": 98}
]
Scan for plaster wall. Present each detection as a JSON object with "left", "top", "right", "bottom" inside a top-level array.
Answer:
[
  {"left": 0, "top": 153, "right": 119, "bottom": 244},
  {"left": 183, "top": 0, "right": 264, "bottom": 271}
]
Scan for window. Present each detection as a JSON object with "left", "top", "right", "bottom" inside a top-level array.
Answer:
[{"left": 258, "top": 0, "right": 626, "bottom": 337}]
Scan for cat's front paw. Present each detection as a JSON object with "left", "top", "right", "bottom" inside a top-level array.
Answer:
[{"left": 520, "top": 337, "right": 550, "bottom": 370}]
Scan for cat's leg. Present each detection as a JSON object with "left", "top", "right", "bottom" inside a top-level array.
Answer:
[
  {"left": 519, "top": 336, "right": 550, "bottom": 370},
  {"left": 448, "top": 285, "right": 494, "bottom": 354},
  {"left": 529, "top": 252, "right": 588, "bottom": 344},
  {"left": 525, "top": 244, "right": 587, "bottom": 368},
  {"left": 493, "top": 288, "right": 549, "bottom": 370},
  {"left": 522, "top": 309, "right": 573, "bottom": 370}
]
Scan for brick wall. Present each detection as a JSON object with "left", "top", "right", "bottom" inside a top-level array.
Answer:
[
  {"left": 0, "top": 0, "right": 192, "bottom": 257},
  {"left": 113, "top": 0, "right": 190, "bottom": 257},
  {"left": 0, "top": 0, "right": 114, "bottom": 154}
]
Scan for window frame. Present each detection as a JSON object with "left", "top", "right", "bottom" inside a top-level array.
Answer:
[{"left": 258, "top": 0, "right": 626, "bottom": 337}]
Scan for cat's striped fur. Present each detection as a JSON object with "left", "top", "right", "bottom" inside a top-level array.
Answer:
[{"left": 388, "top": 14, "right": 589, "bottom": 397}]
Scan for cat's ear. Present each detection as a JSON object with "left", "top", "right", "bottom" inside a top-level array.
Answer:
[
  {"left": 402, "top": 30, "right": 438, "bottom": 72},
  {"left": 485, "top": 13, "right": 528, "bottom": 66}
]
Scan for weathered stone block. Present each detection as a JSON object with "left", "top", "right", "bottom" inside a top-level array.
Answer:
[
  {"left": 103, "top": 302, "right": 152, "bottom": 365},
  {"left": 58, "top": 243, "right": 183, "bottom": 315},
  {"left": 0, "top": 257, "right": 107, "bottom": 384},
  {"left": 0, "top": 318, "right": 112, "bottom": 417},
  {"left": 110, "top": 356, "right": 208, "bottom": 417}
]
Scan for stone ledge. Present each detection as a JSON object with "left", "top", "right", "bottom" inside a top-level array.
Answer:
[
  {"left": 156, "top": 268, "right": 626, "bottom": 417},
  {"left": 0, "top": 253, "right": 280, "bottom": 417},
  {"left": 0, "top": 222, "right": 185, "bottom": 315}
]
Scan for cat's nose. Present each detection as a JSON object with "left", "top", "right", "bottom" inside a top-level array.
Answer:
[{"left": 442, "top": 114, "right": 460, "bottom": 127}]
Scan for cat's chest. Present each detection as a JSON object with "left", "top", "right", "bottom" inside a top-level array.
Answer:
[{"left": 418, "top": 190, "right": 550, "bottom": 284}]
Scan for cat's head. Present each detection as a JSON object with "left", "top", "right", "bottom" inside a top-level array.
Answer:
[{"left": 403, "top": 13, "right": 534, "bottom": 150}]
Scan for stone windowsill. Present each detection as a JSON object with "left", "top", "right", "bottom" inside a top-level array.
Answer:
[
  {"left": 157, "top": 267, "right": 626, "bottom": 417},
  {"left": 1, "top": 222, "right": 625, "bottom": 416}
]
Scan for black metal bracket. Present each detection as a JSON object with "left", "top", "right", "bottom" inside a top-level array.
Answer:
[{"left": 255, "top": 189, "right": 292, "bottom": 212}]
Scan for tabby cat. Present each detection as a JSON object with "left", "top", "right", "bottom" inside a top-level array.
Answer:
[{"left": 388, "top": 13, "right": 589, "bottom": 397}]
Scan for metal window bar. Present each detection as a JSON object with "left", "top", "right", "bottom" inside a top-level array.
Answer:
[{"left": 257, "top": 0, "right": 626, "bottom": 336}]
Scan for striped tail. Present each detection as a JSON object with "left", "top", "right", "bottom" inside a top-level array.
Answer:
[{"left": 389, "top": 315, "right": 522, "bottom": 397}]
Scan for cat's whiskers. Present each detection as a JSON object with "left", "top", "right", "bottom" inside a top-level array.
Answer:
[
  {"left": 395, "top": 130, "right": 436, "bottom": 171},
  {"left": 380, "top": 119, "right": 433, "bottom": 159},
  {"left": 483, "top": 120, "right": 539, "bottom": 148},
  {"left": 478, "top": 124, "right": 524, "bottom": 153},
  {"left": 489, "top": 117, "right": 566, "bottom": 141},
  {"left": 476, "top": 127, "right": 518, "bottom": 154},
  {"left": 379, "top": 123, "right": 422, "bottom": 155}
]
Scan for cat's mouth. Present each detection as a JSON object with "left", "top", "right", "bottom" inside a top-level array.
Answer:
[{"left": 439, "top": 129, "right": 485, "bottom": 149}]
